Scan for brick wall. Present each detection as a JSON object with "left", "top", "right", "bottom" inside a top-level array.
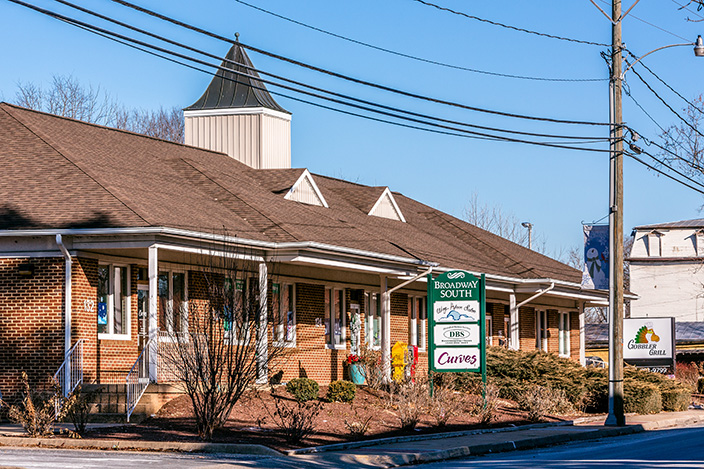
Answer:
[{"left": 0, "top": 257, "right": 65, "bottom": 399}]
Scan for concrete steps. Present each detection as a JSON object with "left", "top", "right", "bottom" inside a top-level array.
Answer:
[{"left": 78, "top": 383, "right": 184, "bottom": 423}]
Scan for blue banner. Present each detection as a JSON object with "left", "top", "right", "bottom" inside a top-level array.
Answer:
[{"left": 582, "top": 224, "right": 609, "bottom": 290}]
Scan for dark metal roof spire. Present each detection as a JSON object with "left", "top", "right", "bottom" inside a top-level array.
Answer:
[{"left": 185, "top": 38, "right": 289, "bottom": 113}]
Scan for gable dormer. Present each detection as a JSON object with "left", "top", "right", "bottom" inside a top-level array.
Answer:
[
  {"left": 284, "top": 170, "right": 328, "bottom": 207},
  {"left": 647, "top": 230, "right": 663, "bottom": 257},
  {"left": 368, "top": 187, "right": 406, "bottom": 222}
]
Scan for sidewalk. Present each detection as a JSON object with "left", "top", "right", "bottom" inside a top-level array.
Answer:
[{"left": 0, "top": 410, "right": 702, "bottom": 467}]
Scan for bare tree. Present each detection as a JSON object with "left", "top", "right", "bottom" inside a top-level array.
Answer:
[
  {"left": 660, "top": 94, "right": 704, "bottom": 181},
  {"left": 158, "top": 243, "right": 288, "bottom": 440},
  {"left": 13, "top": 75, "right": 183, "bottom": 143}
]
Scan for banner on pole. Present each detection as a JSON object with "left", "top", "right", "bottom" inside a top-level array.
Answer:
[{"left": 582, "top": 224, "right": 609, "bottom": 290}]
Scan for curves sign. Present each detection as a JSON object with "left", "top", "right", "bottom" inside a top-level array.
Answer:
[{"left": 428, "top": 270, "right": 486, "bottom": 376}]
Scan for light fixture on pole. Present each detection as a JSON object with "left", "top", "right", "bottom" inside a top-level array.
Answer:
[
  {"left": 521, "top": 222, "right": 533, "bottom": 250},
  {"left": 603, "top": 0, "right": 702, "bottom": 427}
]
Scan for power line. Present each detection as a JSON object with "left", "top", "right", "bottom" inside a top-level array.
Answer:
[
  {"left": 44, "top": 0, "right": 610, "bottom": 143},
  {"left": 232, "top": 0, "right": 607, "bottom": 83},
  {"left": 625, "top": 49, "right": 704, "bottom": 115},
  {"left": 596, "top": 0, "right": 692, "bottom": 42},
  {"left": 9, "top": 0, "right": 613, "bottom": 153},
  {"left": 410, "top": 0, "right": 610, "bottom": 47},
  {"left": 106, "top": 0, "right": 613, "bottom": 127},
  {"left": 626, "top": 63, "right": 704, "bottom": 140},
  {"left": 626, "top": 149, "right": 704, "bottom": 195}
]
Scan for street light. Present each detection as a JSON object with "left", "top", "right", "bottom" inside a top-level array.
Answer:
[
  {"left": 521, "top": 222, "right": 533, "bottom": 250},
  {"left": 605, "top": 0, "right": 703, "bottom": 427}
]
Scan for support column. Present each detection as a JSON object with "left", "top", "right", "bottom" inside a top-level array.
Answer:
[
  {"left": 148, "top": 245, "right": 158, "bottom": 382},
  {"left": 380, "top": 275, "right": 391, "bottom": 382},
  {"left": 509, "top": 292, "right": 519, "bottom": 350},
  {"left": 257, "top": 262, "right": 268, "bottom": 385}
]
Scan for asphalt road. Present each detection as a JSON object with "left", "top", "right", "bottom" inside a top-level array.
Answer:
[{"left": 417, "top": 423, "right": 704, "bottom": 468}]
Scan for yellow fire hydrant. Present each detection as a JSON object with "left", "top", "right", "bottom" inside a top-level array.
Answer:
[{"left": 391, "top": 341, "right": 408, "bottom": 382}]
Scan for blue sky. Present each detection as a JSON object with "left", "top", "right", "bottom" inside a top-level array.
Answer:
[{"left": 1, "top": 0, "right": 703, "bottom": 258}]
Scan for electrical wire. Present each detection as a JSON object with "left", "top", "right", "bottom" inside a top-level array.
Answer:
[
  {"left": 231, "top": 0, "right": 607, "bottom": 83},
  {"left": 626, "top": 149, "right": 704, "bottom": 194},
  {"left": 596, "top": 0, "right": 692, "bottom": 42},
  {"left": 46, "top": 0, "right": 612, "bottom": 142},
  {"left": 626, "top": 64, "right": 704, "bottom": 140},
  {"left": 625, "top": 49, "right": 704, "bottom": 115},
  {"left": 106, "top": 0, "right": 613, "bottom": 127},
  {"left": 10, "top": 0, "right": 613, "bottom": 153},
  {"left": 409, "top": 0, "right": 610, "bottom": 47}
]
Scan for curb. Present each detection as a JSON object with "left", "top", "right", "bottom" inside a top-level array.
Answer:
[
  {"left": 286, "top": 420, "right": 575, "bottom": 456},
  {"left": 317, "top": 425, "right": 646, "bottom": 469},
  {"left": 0, "top": 436, "right": 281, "bottom": 456}
]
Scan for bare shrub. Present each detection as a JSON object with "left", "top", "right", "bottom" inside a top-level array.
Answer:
[
  {"left": 388, "top": 378, "right": 429, "bottom": 430},
  {"left": 267, "top": 389, "right": 322, "bottom": 444},
  {"left": 359, "top": 345, "right": 384, "bottom": 390},
  {"left": 344, "top": 407, "right": 373, "bottom": 439},
  {"left": 65, "top": 385, "right": 102, "bottom": 435},
  {"left": 466, "top": 382, "right": 499, "bottom": 425},
  {"left": 6, "top": 372, "right": 73, "bottom": 438},
  {"left": 427, "top": 374, "right": 465, "bottom": 427},
  {"left": 676, "top": 362, "right": 700, "bottom": 390},
  {"left": 518, "top": 384, "right": 574, "bottom": 422}
]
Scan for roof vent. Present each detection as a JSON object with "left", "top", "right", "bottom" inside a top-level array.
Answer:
[
  {"left": 369, "top": 187, "right": 406, "bottom": 222},
  {"left": 284, "top": 169, "right": 328, "bottom": 207}
]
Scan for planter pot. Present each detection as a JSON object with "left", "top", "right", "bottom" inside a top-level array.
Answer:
[{"left": 348, "top": 363, "right": 365, "bottom": 385}]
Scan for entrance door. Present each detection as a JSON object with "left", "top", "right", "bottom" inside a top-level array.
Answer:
[{"left": 137, "top": 285, "right": 149, "bottom": 352}]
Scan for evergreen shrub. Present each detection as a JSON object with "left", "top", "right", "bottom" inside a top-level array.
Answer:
[
  {"left": 285, "top": 378, "right": 319, "bottom": 402},
  {"left": 624, "top": 379, "right": 661, "bottom": 414},
  {"left": 326, "top": 380, "right": 356, "bottom": 403}
]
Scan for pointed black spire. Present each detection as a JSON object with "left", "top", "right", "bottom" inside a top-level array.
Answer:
[{"left": 185, "top": 42, "right": 289, "bottom": 113}]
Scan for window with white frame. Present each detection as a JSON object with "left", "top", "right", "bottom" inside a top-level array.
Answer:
[
  {"left": 223, "top": 277, "right": 258, "bottom": 344},
  {"left": 273, "top": 283, "right": 296, "bottom": 346},
  {"left": 325, "top": 288, "right": 346, "bottom": 348},
  {"left": 97, "top": 264, "right": 130, "bottom": 338},
  {"left": 648, "top": 232, "right": 662, "bottom": 256},
  {"left": 408, "top": 296, "right": 426, "bottom": 351},
  {"left": 366, "top": 292, "right": 381, "bottom": 349},
  {"left": 158, "top": 271, "right": 188, "bottom": 338},
  {"left": 559, "top": 312, "right": 571, "bottom": 357},
  {"left": 536, "top": 310, "right": 548, "bottom": 352}
]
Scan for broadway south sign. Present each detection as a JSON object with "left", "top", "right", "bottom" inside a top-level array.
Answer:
[{"left": 428, "top": 270, "right": 486, "bottom": 378}]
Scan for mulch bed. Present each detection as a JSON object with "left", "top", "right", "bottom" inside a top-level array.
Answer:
[{"left": 82, "top": 386, "right": 577, "bottom": 452}]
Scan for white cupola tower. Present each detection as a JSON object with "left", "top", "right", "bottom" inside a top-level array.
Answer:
[{"left": 184, "top": 40, "right": 291, "bottom": 169}]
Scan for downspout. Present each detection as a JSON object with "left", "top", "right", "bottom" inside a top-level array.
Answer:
[
  {"left": 381, "top": 265, "right": 434, "bottom": 381},
  {"left": 516, "top": 282, "right": 555, "bottom": 309},
  {"left": 509, "top": 283, "right": 555, "bottom": 351},
  {"left": 56, "top": 234, "right": 72, "bottom": 396}
]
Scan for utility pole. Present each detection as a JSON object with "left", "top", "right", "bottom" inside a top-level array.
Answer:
[{"left": 606, "top": 0, "right": 625, "bottom": 427}]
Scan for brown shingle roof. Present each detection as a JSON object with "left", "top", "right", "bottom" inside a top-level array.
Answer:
[{"left": 0, "top": 103, "right": 580, "bottom": 283}]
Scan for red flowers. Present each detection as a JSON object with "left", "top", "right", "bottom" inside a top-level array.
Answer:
[{"left": 346, "top": 353, "right": 360, "bottom": 364}]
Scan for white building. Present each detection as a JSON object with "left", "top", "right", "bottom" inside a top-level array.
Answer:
[{"left": 629, "top": 219, "right": 704, "bottom": 321}]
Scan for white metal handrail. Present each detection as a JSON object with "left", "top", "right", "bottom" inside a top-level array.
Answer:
[
  {"left": 126, "top": 337, "right": 154, "bottom": 423},
  {"left": 53, "top": 339, "right": 84, "bottom": 397}
]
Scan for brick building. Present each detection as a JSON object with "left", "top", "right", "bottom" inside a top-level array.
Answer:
[{"left": 0, "top": 43, "right": 607, "bottom": 400}]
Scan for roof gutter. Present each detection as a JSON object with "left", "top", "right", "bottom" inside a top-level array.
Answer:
[{"left": 4, "top": 227, "right": 606, "bottom": 298}]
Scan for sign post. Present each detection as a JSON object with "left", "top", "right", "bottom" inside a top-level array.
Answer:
[{"left": 428, "top": 271, "right": 486, "bottom": 389}]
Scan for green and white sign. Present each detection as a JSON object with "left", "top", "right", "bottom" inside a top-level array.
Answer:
[{"left": 428, "top": 271, "right": 486, "bottom": 377}]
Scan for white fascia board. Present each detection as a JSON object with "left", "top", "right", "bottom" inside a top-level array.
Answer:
[
  {"left": 285, "top": 255, "right": 413, "bottom": 276},
  {"left": 151, "top": 243, "right": 265, "bottom": 262},
  {"left": 184, "top": 107, "right": 291, "bottom": 121},
  {"left": 368, "top": 187, "right": 406, "bottom": 223},
  {"left": 284, "top": 169, "right": 329, "bottom": 208}
]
